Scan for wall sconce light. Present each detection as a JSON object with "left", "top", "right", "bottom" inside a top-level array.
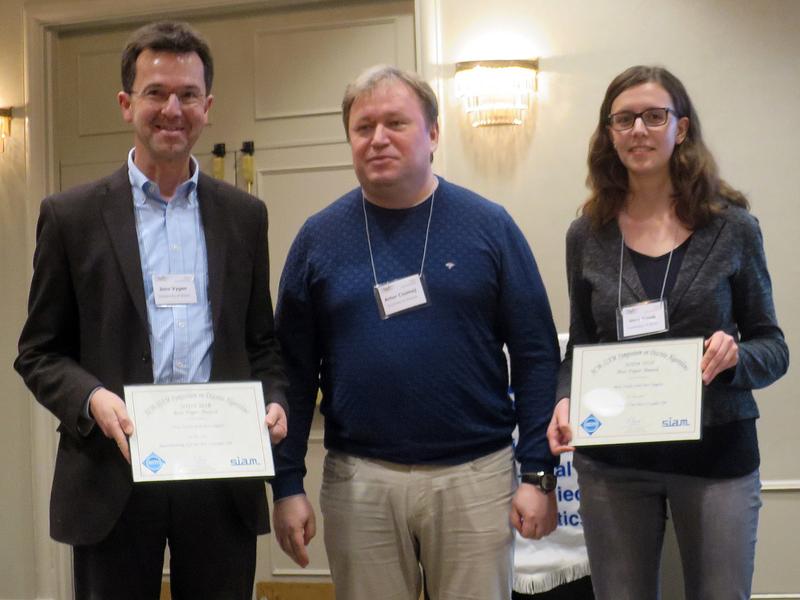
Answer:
[
  {"left": 0, "top": 108, "right": 12, "bottom": 153},
  {"left": 454, "top": 60, "right": 538, "bottom": 127}
]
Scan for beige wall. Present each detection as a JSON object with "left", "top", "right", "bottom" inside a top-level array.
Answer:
[
  {"left": 1, "top": 0, "right": 797, "bottom": 598},
  {"left": 0, "top": 0, "right": 36, "bottom": 597}
]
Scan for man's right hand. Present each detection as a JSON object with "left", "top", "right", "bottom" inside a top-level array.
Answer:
[
  {"left": 88, "top": 387, "right": 134, "bottom": 463},
  {"left": 273, "top": 494, "right": 317, "bottom": 567}
]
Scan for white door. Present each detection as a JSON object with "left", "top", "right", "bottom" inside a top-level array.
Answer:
[{"left": 53, "top": 0, "right": 415, "bottom": 587}]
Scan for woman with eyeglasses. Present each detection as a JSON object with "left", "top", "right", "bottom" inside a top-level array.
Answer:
[{"left": 547, "top": 65, "right": 788, "bottom": 600}]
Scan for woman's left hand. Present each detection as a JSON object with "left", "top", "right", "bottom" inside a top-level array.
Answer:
[{"left": 701, "top": 330, "right": 739, "bottom": 384}]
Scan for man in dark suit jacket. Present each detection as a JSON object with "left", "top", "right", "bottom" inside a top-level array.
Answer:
[{"left": 14, "top": 21, "right": 287, "bottom": 599}]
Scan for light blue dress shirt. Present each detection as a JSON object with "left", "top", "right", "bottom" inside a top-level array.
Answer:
[{"left": 128, "top": 149, "right": 214, "bottom": 384}]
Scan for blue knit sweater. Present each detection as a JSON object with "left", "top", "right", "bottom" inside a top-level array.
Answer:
[{"left": 271, "top": 178, "right": 559, "bottom": 499}]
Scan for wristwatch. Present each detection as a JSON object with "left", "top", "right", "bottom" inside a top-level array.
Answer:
[{"left": 520, "top": 471, "right": 557, "bottom": 493}]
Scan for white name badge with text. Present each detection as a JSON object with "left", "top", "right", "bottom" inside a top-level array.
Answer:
[
  {"left": 616, "top": 299, "right": 669, "bottom": 340},
  {"left": 374, "top": 274, "right": 430, "bottom": 319},
  {"left": 153, "top": 274, "right": 198, "bottom": 306}
]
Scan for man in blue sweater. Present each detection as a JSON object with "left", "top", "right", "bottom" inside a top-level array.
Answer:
[{"left": 271, "top": 65, "right": 560, "bottom": 600}]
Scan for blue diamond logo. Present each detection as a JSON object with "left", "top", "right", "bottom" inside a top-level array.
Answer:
[
  {"left": 143, "top": 452, "right": 166, "bottom": 474},
  {"left": 581, "top": 414, "right": 602, "bottom": 435}
]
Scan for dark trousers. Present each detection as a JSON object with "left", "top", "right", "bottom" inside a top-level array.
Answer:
[
  {"left": 512, "top": 576, "right": 595, "bottom": 600},
  {"left": 73, "top": 480, "right": 257, "bottom": 600}
]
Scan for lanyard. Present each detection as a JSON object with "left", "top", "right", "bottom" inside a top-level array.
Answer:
[
  {"left": 617, "top": 228, "right": 676, "bottom": 309},
  {"left": 362, "top": 189, "right": 436, "bottom": 286}
]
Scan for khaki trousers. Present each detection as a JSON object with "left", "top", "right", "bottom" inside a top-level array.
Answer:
[{"left": 320, "top": 446, "right": 516, "bottom": 600}]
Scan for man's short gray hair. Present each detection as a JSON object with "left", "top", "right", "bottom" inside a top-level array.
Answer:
[{"left": 341, "top": 65, "right": 438, "bottom": 138}]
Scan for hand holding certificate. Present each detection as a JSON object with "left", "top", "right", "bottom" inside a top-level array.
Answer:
[
  {"left": 569, "top": 338, "right": 704, "bottom": 446},
  {"left": 126, "top": 382, "right": 275, "bottom": 482}
]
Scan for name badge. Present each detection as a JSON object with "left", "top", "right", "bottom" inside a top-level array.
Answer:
[
  {"left": 616, "top": 299, "right": 669, "bottom": 340},
  {"left": 374, "top": 274, "right": 430, "bottom": 320},
  {"left": 152, "top": 274, "right": 198, "bottom": 306}
]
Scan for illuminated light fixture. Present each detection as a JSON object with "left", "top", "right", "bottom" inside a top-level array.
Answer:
[
  {"left": 454, "top": 59, "right": 538, "bottom": 127},
  {"left": 0, "top": 108, "right": 11, "bottom": 153}
]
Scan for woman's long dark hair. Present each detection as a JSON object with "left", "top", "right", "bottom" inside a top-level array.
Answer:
[{"left": 583, "top": 65, "right": 748, "bottom": 228}]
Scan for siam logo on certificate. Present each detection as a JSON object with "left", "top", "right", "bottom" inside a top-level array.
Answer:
[
  {"left": 580, "top": 414, "right": 603, "bottom": 435},
  {"left": 143, "top": 452, "right": 166, "bottom": 474}
]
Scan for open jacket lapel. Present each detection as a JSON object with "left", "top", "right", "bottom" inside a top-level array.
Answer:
[
  {"left": 197, "top": 173, "right": 228, "bottom": 331},
  {"left": 99, "top": 166, "right": 149, "bottom": 329},
  {"left": 596, "top": 220, "right": 649, "bottom": 303},
  {"left": 668, "top": 216, "right": 725, "bottom": 315},
  {"left": 596, "top": 214, "right": 726, "bottom": 317}
]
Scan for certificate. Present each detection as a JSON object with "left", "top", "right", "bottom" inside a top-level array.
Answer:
[
  {"left": 126, "top": 381, "right": 274, "bottom": 482},
  {"left": 569, "top": 338, "right": 704, "bottom": 446}
]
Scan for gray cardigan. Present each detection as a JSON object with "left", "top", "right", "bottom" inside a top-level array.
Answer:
[{"left": 558, "top": 203, "right": 788, "bottom": 426}]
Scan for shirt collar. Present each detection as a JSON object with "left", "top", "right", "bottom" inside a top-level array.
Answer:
[{"left": 127, "top": 148, "right": 200, "bottom": 207}]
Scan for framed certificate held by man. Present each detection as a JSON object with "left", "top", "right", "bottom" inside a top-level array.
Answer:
[
  {"left": 569, "top": 338, "right": 704, "bottom": 446},
  {"left": 126, "top": 381, "right": 275, "bottom": 482}
]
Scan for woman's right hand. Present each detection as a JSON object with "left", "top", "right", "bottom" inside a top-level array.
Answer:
[{"left": 547, "top": 397, "right": 575, "bottom": 455}]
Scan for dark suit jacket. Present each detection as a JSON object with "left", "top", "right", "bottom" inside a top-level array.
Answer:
[
  {"left": 558, "top": 202, "right": 788, "bottom": 426},
  {"left": 15, "top": 165, "right": 288, "bottom": 545}
]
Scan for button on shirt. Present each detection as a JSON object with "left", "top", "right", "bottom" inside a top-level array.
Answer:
[{"left": 128, "top": 149, "right": 213, "bottom": 384}]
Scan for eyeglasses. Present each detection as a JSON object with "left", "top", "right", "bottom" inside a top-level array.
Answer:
[
  {"left": 131, "top": 87, "right": 206, "bottom": 108},
  {"left": 607, "top": 107, "right": 673, "bottom": 131}
]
